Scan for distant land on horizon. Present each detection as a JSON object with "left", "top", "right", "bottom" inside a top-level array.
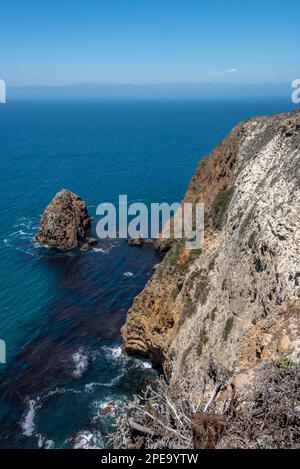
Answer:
[{"left": 7, "top": 82, "right": 294, "bottom": 100}]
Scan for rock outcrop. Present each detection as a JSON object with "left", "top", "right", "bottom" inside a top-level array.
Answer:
[
  {"left": 35, "top": 189, "right": 91, "bottom": 249},
  {"left": 128, "top": 237, "right": 154, "bottom": 247},
  {"left": 122, "top": 109, "right": 300, "bottom": 400}
]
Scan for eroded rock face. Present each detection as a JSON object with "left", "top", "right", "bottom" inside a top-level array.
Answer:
[
  {"left": 35, "top": 189, "right": 91, "bottom": 249},
  {"left": 122, "top": 109, "right": 300, "bottom": 396}
]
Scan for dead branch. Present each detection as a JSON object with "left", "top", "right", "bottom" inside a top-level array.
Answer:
[{"left": 128, "top": 418, "right": 156, "bottom": 436}]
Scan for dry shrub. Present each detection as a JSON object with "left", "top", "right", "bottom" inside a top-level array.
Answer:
[
  {"left": 193, "top": 413, "right": 227, "bottom": 449},
  {"left": 110, "top": 379, "right": 195, "bottom": 449},
  {"left": 217, "top": 364, "right": 300, "bottom": 449},
  {"left": 110, "top": 364, "right": 300, "bottom": 449}
]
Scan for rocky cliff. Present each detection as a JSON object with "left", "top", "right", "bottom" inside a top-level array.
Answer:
[
  {"left": 35, "top": 189, "right": 91, "bottom": 249},
  {"left": 122, "top": 109, "right": 300, "bottom": 402}
]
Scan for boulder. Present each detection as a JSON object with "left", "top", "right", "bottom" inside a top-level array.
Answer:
[
  {"left": 87, "top": 237, "right": 98, "bottom": 246},
  {"left": 100, "top": 401, "right": 118, "bottom": 415},
  {"left": 128, "top": 237, "right": 154, "bottom": 247}
]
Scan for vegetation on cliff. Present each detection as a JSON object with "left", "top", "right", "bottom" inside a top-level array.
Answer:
[
  {"left": 120, "top": 109, "right": 300, "bottom": 448},
  {"left": 111, "top": 362, "right": 300, "bottom": 449}
]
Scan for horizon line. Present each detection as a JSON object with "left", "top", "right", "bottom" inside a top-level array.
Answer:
[{"left": 7, "top": 81, "right": 295, "bottom": 89}]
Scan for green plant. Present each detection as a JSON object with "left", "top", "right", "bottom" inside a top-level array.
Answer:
[
  {"left": 210, "top": 187, "right": 235, "bottom": 230},
  {"left": 166, "top": 240, "right": 183, "bottom": 266},
  {"left": 248, "top": 231, "right": 257, "bottom": 249},
  {"left": 240, "top": 211, "right": 252, "bottom": 234},
  {"left": 222, "top": 279, "right": 228, "bottom": 291},
  {"left": 171, "top": 287, "right": 178, "bottom": 301},
  {"left": 196, "top": 329, "right": 209, "bottom": 356},
  {"left": 194, "top": 269, "right": 210, "bottom": 305},
  {"left": 277, "top": 356, "right": 291, "bottom": 369},
  {"left": 179, "top": 270, "right": 210, "bottom": 327},
  {"left": 181, "top": 345, "right": 194, "bottom": 370},
  {"left": 189, "top": 248, "right": 203, "bottom": 262},
  {"left": 210, "top": 307, "right": 218, "bottom": 321},
  {"left": 181, "top": 297, "right": 196, "bottom": 321},
  {"left": 208, "top": 255, "right": 216, "bottom": 272},
  {"left": 223, "top": 316, "right": 234, "bottom": 341}
]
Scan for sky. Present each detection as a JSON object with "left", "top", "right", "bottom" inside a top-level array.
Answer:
[{"left": 0, "top": 0, "right": 299, "bottom": 86}]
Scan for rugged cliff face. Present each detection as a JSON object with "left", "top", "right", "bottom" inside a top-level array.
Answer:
[
  {"left": 35, "top": 189, "right": 91, "bottom": 249},
  {"left": 122, "top": 109, "right": 300, "bottom": 400}
]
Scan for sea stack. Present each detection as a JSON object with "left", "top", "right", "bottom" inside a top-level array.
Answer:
[{"left": 35, "top": 189, "right": 91, "bottom": 249}]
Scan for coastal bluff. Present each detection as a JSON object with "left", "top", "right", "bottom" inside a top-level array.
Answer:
[
  {"left": 122, "top": 109, "right": 300, "bottom": 399},
  {"left": 35, "top": 189, "right": 91, "bottom": 249}
]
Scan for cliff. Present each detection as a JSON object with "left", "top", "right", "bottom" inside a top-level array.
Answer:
[{"left": 122, "top": 109, "right": 300, "bottom": 403}]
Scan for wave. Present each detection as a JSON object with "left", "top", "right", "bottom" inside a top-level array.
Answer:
[
  {"left": 85, "top": 368, "right": 126, "bottom": 393},
  {"left": 37, "top": 434, "right": 55, "bottom": 449},
  {"left": 20, "top": 398, "right": 40, "bottom": 437},
  {"left": 19, "top": 386, "right": 84, "bottom": 447},
  {"left": 92, "top": 247, "right": 110, "bottom": 254},
  {"left": 141, "top": 360, "right": 152, "bottom": 369},
  {"left": 72, "top": 347, "right": 89, "bottom": 378},
  {"left": 92, "top": 242, "right": 118, "bottom": 254},
  {"left": 91, "top": 398, "right": 122, "bottom": 421},
  {"left": 17, "top": 343, "right": 153, "bottom": 448},
  {"left": 2, "top": 217, "right": 78, "bottom": 258},
  {"left": 20, "top": 397, "right": 57, "bottom": 448},
  {"left": 42, "top": 386, "right": 82, "bottom": 399},
  {"left": 3, "top": 217, "right": 38, "bottom": 252},
  {"left": 102, "top": 345, "right": 123, "bottom": 360},
  {"left": 69, "top": 430, "right": 104, "bottom": 449}
]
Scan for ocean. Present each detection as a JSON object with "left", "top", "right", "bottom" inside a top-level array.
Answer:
[{"left": 0, "top": 98, "right": 297, "bottom": 448}]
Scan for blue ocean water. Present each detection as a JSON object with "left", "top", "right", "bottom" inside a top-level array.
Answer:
[{"left": 0, "top": 98, "right": 297, "bottom": 448}]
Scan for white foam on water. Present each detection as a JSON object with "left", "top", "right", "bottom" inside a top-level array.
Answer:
[
  {"left": 72, "top": 347, "right": 89, "bottom": 378},
  {"left": 92, "top": 244, "right": 116, "bottom": 254},
  {"left": 37, "top": 434, "right": 43, "bottom": 448},
  {"left": 34, "top": 242, "right": 50, "bottom": 249},
  {"left": 20, "top": 398, "right": 57, "bottom": 448},
  {"left": 92, "top": 247, "right": 109, "bottom": 254},
  {"left": 13, "top": 222, "right": 26, "bottom": 228},
  {"left": 16, "top": 247, "right": 35, "bottom": 256},
  {"left": 91, "top": 398, "right": 123, "bottom": 421},
  {"left": 71, "top": 430, "right": 104, "bottom": 449},
  {"left": 92, "top": 242, "right": 119, "bottom": 254},
  {"left": 42, "top": 386, "right": 82, "bottom": 399},
  {"left": 102, "top": 345, "right": 124, "bottom": 360},
  {"left": 44, "top": 439, "right": 55, "bottom": 449},
  {"left": 85, "top": 369, "right": 126, "bottom": 393},
  {"left": 89, "top": 344, "right": 126, "bottom": 369},
  {"left": 36, "top": 433, "right": 54, "bottom": 449},
  {"left": 20, "top": 399, "right": 39, "bottom": 437},
  {"left": 141, "top": 361, "right": 152, "bottom": 369}
]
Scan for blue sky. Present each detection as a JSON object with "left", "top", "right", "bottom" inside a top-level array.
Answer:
[{"left": 0, "top": 0, "right": 299, "bottom": 86}]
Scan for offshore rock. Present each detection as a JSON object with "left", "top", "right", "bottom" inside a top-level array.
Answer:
[{"left": 35, "top": 189, "right": 91, "bottom": 249}]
